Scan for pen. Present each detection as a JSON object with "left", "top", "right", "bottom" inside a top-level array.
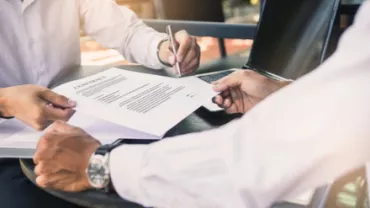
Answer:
[{"left": 166, "top": 25, "right": 182, "bottom": 77}]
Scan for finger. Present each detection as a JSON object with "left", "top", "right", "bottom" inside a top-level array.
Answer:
[
  {"left": 212, "top": 95, "right": 224, "bottom": 105},
  {"left": 35, "top": 162, "right": 61, "bottom": 176},
  {"left": 212, "top": 71, "right": 244, "bottom": 92},
  {"left": 221, "top": 90, "right": 230, "bottom": 98},
  {"left": 212, "top": 82, "right": 235, "bottom": 93},
  {"left": 179, "top": 38, "right": 197, "bottom": 69},
  {"left": 36, "top": 171, "right": 71, "bottom": 189},
  {"left": 168, "top": 54, "right": 176, "bottom": 66},
  {"left": 40, "top": 90, "right": 76, "bottom": 108},
  {"left": 225, "top": 104, "right": 238, "bottom": 114},
  {"left": 222, "top": 97, "right": 233, "bottom": 109},
  {"left": 235, "top": 88, "right": 245, "bottom": 113},
  {"left": 176, "top": 31, "right": 193, "bottom": 62},
  {"left": 231, "top": 88, "right": 244, "bottom": 113},
  {"left": 33, "top": 146, "right": 58, "bottom": 166},
  {"left": 167, "top": 40, "right": 179, "bottom": 53},
  {"left": 43, "top": 103, "right": 75, "bottom": 122},
  {"left": 37, "top": 172, "right": 88, "bottom": 192},
  {"left": 181, "top": 57, "right": 199, "bottom": 75},
  {"left": 212, "top": 90, "right": 230, "bottom": 106},
  {"left": 225, "top": 90, "right": 240, "bottom": 114},
  {"left": 34, "top": 133, "right": 54, "bottom": 165}
]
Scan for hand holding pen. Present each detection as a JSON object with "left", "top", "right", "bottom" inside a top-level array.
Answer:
[{"left": 157, "top": 26, "right": 201, "bottom": 77}]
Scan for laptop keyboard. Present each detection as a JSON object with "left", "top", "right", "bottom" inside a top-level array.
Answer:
[{"left": 197, "top": 70, "right": 235, "bottom": 84}]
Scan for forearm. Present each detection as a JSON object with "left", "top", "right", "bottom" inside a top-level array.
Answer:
[
  {"left": 109, "top": 121, "right": 242, "bottom": 208},
  {"left": 118, "top": 18, "right": 167, "bottom": 69},
  {"left": 80, "top": 0, "right": 167, "bottom": 69}
]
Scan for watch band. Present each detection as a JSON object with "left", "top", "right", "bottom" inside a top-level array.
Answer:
[
  {"left": 0, "top": 115, "right": 14, "bottom": 119},
  {"left": 95, "top": 139, "right": 127, "bottom": 156},
  {"left": 157, "top": 38, "right": 172, "bottom": 67},
  {"left": 0, "top": 110, "right": 14, "bottom": 119},
  {"left": 94, "top": 139, "right": 158, "bottom": 193},
  {"left": 94, "top": 139, "right": 127, "bottom": 193}
]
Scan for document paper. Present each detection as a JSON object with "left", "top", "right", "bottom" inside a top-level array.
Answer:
[
  {"left": 0, "top": 68, "right": 216, "bottom": 158},
  {"left": 53, "top": 68, "right": 203, "bottom": 138}
]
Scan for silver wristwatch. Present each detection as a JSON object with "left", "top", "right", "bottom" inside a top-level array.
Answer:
[{"left": 86, "top": 139, "right": 125, "bottom": 192}]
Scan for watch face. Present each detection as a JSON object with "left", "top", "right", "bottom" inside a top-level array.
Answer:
[{"left": 87, "top": 155, "right": 110, "bottom": 189}]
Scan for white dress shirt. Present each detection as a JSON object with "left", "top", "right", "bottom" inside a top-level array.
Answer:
[
  {"left": 109, "top": 2, "right": 370, "bottom": 208},
  {"left": 0, "top": 0, "right": 166, "bottom": 88}
]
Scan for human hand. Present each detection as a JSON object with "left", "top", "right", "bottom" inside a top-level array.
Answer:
[
  {"left": 158, "top": 30, "right": 201, "bottom": 75},
  {"left": 33, "top": 121, "right": 101, "bottom": 192},
  {"left": 0, "top": 85, "right": 76, "bottom": 130},
  {"left": 212, "top": 70, "right": 291, "bottom": 114}
]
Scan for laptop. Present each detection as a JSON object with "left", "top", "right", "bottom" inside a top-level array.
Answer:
[{"left": 188, "top": 0, "right": 340, "bottom": 111}]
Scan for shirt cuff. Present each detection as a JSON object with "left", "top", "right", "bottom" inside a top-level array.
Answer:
[
  {"left": 109, "top": 145, "right": 147, "bottom": 202},
  {"left": 150, "top": 33, "right": 169, "bottom": 70}
]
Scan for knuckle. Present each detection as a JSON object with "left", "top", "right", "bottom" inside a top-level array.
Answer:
[
  {"left": 186, "top": 36, "right": 192, "bottom": 43},
  {"left": 75, "top": 126, "right": 83, "bottom": 132},
  {"left": 39, "top": 88, "right": 50, "bottom": 96},
  {"left": 33, "top": 154, "right": 40, "bottom": 164},
  {"left": 34, "top": 123, "right": 46, "bottom": 131},
  {"left": 233, "top": 70, "right": 244, "bottom": 76},
  {"left": 35, "top": 107, "right": 46, "bottom": 121},
  {"left": 241, "top": 69, "right": 253, "bottom": 76},
  {"left": 55, "top": 95, "right": 67, "bottom": 103},
  {"left": 35, "top": 164, "right": 43, "bottom": 175},
  {"left": 42, "top": 134, "right": 53, "bottom": 143},
  {"left": 37, "top": 137, "right": 49, "bottom": 150},
  {"left": 53, "top": 120, "right": 65, "bottom": 128},
  {"left": 58, "top": 111, "right": 70, "bottom": 120},
  {"left": 178, "top": 30, "right": 187, "bottom": 35}
]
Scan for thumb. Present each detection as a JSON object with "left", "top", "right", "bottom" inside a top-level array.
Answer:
[
  {"left": 40, "top": 90, "right": 76, "bottom": 108},
  {"left": 212, "top": 73, "right": 243, "bottom": 92}
]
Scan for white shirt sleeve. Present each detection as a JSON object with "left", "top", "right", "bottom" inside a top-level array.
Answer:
[
  {"left": 79, "top": 0, "right": 167, "bottom": 69},
  {"left": 109, "top": 2, "right": 370, "bottom": 208}
]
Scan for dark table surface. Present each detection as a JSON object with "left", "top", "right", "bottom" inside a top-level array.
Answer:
[{"left": 20, "top": 64, "right": 331, "bottom": 208}]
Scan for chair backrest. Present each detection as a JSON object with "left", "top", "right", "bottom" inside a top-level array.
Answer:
[
  {"left": 245, "top": 0, "right": 340, "bottom": 80},
  {"left": 153, "top": 0, "right": 225, "bottom": 22}
]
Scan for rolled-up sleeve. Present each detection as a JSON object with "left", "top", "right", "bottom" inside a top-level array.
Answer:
[{"left": 79, "top": 0, "right": 167, "bottom": 69}]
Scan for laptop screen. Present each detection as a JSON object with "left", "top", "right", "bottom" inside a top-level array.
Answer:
[{"left": 245, "top": 0, "right": 340, "bottom": 79}]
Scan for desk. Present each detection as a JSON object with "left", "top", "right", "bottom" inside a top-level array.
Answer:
[{"left": 20, "top": 65, "right": 330, "bottom": 208}]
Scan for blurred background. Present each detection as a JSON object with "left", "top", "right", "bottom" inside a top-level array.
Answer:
[{"left": 80, "top": 0, "right": 261, "bottom": 66}]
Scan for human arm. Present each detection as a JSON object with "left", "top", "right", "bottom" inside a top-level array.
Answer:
[
  {"left": 78, "top": 0, "right": 200, "bottom": 74},
  {"left": 0, "top": 85, "right": 76, "bottom": 130},
  {"left": 33, "top": 2, "right": 370, "bottom": 207}
]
